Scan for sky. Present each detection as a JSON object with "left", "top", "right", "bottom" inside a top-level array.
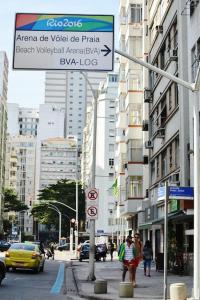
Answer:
[{"left": 0, "top": 0, "right": 119, "bottom": 108}]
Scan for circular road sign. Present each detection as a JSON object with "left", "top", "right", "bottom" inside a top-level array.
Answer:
[
  {"left": 87, "top": 189, "right": 98, "bottom": 201},
  {"left": 87, "top": 206, "right": 98, "bottom": 217}
]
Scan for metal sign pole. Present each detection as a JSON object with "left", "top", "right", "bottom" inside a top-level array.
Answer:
[{"left": 164, "top": 182, "right": 169, "bottom": 300}]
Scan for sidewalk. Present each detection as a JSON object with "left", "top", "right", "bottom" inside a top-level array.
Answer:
[{"left": 71, "top": 258, "right": 193, "bottom": 300}]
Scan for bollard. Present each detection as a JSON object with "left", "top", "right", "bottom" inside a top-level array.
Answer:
[
  {"left": 119, "top": 282, "right": 134, "bottom": 298},
  {"left": 94, "top": 279, "right": 107, "bottom": 294},
  {"left": 170, "top": 283, "right": 187, "bottom": 300}
]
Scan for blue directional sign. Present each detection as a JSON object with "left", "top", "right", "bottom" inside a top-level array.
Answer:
[
  {"left": 158, "top": 186, "right": 194, "bottom": 201},
  {"left": 169, "top": 187, "right": 194, "bottom": 200}
]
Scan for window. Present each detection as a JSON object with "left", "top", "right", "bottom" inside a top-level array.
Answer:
[
  {"left": 127, "top": 139, "right": 142, "bottom": 162},
  {"left": 109, "top": 129, "right": 115, "bottom": 137},
  {"left": 127, "top": 176, "right": 142, "bottom": 198},
  {"left": 129, "top": 4, "right": 142, "bottom": 23},
  {"left": 109, "top": 158, "right": 114, "bottom": 166},
  {"left": 109, "top": 74, "right": 118, "bottom": 82},
  {"left": 161, "top": 150, "right": 167, "bottom": 177}
]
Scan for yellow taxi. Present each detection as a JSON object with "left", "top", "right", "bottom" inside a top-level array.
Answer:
[{"left": 5, "top": 242, "right": 45, "bottom": 273}]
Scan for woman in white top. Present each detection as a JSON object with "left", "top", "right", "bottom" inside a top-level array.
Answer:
[{"left": 118, "top": 236, "right": 136, "bottom": 286}]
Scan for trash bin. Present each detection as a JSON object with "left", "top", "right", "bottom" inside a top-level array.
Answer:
[{"left": 170, "top": 283, "right": 187, "bottom": 300}]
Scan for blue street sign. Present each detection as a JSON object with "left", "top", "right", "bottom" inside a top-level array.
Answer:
[
  {"left": 158, "top": 186, "right": 194, "bottom": 201},
  {"left": 158, "top": 186, "right": 166, "bottom": 201}
]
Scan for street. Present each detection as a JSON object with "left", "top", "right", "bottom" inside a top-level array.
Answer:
[{"left": 0, "top": 255, "right": 67, "bottom": 300}]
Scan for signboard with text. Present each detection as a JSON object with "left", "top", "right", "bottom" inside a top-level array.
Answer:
[
  {"left": 13, "top": 13, "right": 114, "bottom": 71},
  {"left": 157, "top": 186, "right": 194, "bottom": 202}
]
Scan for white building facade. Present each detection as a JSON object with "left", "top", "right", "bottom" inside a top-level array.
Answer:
[
  {"left": 115, "top": 0, "right": 144, "bottom": 241},
  {"left": 39, "top": 137, "right": 77, "bottom": 190},
  {"left": 7, "top": 103, "right": 39, "bottom": 137},
  {"left": 82, "top": 73, "right": 118, "bottom": 236}
]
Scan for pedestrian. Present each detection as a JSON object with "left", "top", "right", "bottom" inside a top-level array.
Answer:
[
  {"left": 50, "top": 243, "right": 55, "bottom": 260},
  {"left": 118, "top": 236, "right": 136, "bottom": 287},
  {"left": 143, "top": 240, "right": 153, "bottom": 277},
  {"left": 132, "top": 233, "right": 143, "bottom": 286},
  {"left": 118, "top": 239, "right": 128, "bottom": 281},
  {"left": 110, "top": 240, "right": 115, "bottom": 261}
]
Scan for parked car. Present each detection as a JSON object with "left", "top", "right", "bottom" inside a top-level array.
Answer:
[
  {"left": 5, "top": 242, "right": 45, "bottom": 273},
  {"left": 0, "top": 240, "right": 11, "bottom": 252},
  {"left": 79, "top": 244, "right": 100, "bottom": 262},
  {"left": 57, "top": 243, "right": 75, "bottom": 251},
  {"left": 0, "top": 259, "right": 6, "bottom": 285}
]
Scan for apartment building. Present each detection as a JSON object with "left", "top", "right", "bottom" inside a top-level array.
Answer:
[
  {"left": 5, "top": 135, "right": 37, "bottom": 236},
  {"left": 7, "top": 103, "right": 39, "bottom": 137},
  {"left": 115, "top": 0, "right": 144, "bottom": 241},
  {"left": 39, "top": 137, "right": 77, "bottom": 190},
  {"left": 139, "top": 0, "right": 194, "bottom": 261},
  {"left": 82, "top": 72, "right": 118, "bottom": 235},
  {"left": 0, "top": 51, "right": 8, "bottom": 232},
  {"left": 44, "top": 71, "right": 106, "bottom": 145}
]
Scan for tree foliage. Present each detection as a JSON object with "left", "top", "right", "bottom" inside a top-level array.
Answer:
[
  {"left": 4, "top": 188, "right": 28, "bottom": 212},
  {"left": 31, "top": 179, "right": 85, "bottom": 234}
]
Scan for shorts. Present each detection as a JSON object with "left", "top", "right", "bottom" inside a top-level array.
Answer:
[
  {"left": 144, "top": 259, "right": 151, "bottom": 269},
  {"left": 134, "top": 257, "right": 141, "bottom": 267},
  {"left": 123, "top": 259, "right": 136, "bottom": 268}
]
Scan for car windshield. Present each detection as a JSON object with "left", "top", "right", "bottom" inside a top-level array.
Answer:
[{"left": 10, "top": 243, "right": 36, "bottom": 251}]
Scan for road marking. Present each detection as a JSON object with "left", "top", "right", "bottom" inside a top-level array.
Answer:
[{"left": 50, "top": 262, "right": 65, "bottom": 294}]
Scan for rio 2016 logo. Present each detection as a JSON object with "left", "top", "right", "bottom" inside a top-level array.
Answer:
[{"left": 47, "top": 18, "right": 83, "bottom": 28}]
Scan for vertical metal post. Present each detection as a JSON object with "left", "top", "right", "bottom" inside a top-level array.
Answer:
[
  {"left": 88, "top": 89, "right": 98, "bottom": 281},
  {"left": 164, "top": 182, "right": 169, "bottom": 300},
  {"left": 193, "top": 91, "right": 200, "bottom": 300},
  {"left": 58, "top": 211, "right": 61, "bottom": 246},
  {"left": 75, "top": 155, "right": 79, "bottom": 257}
]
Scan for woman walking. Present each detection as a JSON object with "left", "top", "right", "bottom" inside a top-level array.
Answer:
[
  {"left": 143, "top": 240, "right": 153, "bottom": 277},
  {"left": 118, "top": 236, "right": 136, "bottom": 287},
  {"left": 132, "top": 233, "right": 143, "bottom": 286}
]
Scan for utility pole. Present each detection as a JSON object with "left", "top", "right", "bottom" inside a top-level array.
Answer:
[
  {"left": 80, "top": 71, "right": 98, "bottom": 281},
  {"left": 164, "top": 182, "right": 169, "bottom": 300}
]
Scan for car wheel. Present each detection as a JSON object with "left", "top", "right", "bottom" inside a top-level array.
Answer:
[
  {"left": 33, "top": 264, "right": 40, "bottom": 274},
  {"left": 79, "top": 258, "right": 82, "bottom": 262},
  {"left": 12, "top": 267, "right": 16, "bottom": 272},
  {"left": 6, "top": 267, "right": 10, "bottom": 272}
]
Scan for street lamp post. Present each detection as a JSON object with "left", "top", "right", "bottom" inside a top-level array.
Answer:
[
  {"left": 18, "top": 210, "right": 26, "bottom": 242},
  {"left": 48, "top": 204, "right": 62, "bottom": 246},
  {"left": 115, "top": 49, "right": 200, "bottom": 299}
]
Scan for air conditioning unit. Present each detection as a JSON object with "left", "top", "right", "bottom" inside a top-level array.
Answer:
[
  {"left": 144, "top": 88, "right": 152, "bottom": 103},
  {"left": 156, "top": 128, "right": 165, "bottom": 138},
  {"left": 169, "top": 49, "right": 178, "bottom": 61},
  {"left": 145, "top": 140, "right": 153, "bottom": 149},
  {"left": 155, "top": 25, "right": 163, "bottom": 33},
  {"left": 142, "top": 120, "right": 149, "bottom": 131}
]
